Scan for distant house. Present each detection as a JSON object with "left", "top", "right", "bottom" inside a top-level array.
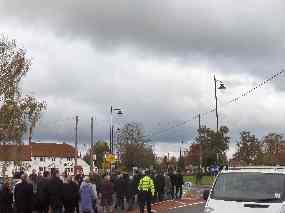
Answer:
[{"left": 0, "top": 142, "right": 90, "bottom": 177}]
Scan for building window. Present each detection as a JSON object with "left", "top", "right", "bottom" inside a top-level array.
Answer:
[
  {"left": 67, "top": 157, "right": 71, "bottom": 161},
  {"left": 34, "top": 157, "right": 37, "bottom": 161},
  {"left": 52, "top": 158, "right": 55, "bottom": 162},
  {"left": 40, "top": 157, "right": 45, "bottom": 162},
  {"left": 39, "top": 167, "right": 43, "bottom": 171},
  {"left": 71, "top": 168, "right": 73, "bottom": 172}
]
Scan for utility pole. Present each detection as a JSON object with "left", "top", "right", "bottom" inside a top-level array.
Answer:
[
  {"left": 179, "top": 141, "right": 183, "bottom": 160},
  {"left": 214, "top": 75, "right": 219, "bottom": 133},
  {"left": 90, "top": 117, "right": 94, "bottom": 171},
  {"left": 75, "top": 116, "right": 79, "bottom": 174},
  {"left": 110, "top": 106, "right": 113, "bottom": 154},
  {"left": 111, "top": 125, "right": 114, "bottom": 154},
  {"left": 199, "top": 114, "right": 202, "bottom": 168}
]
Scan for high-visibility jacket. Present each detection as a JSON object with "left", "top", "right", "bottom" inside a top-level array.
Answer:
[{"left": 138, "top": 175, "right": 155, "bottom": 196}]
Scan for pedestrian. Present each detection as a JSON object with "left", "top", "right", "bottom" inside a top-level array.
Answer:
[
  {"left": 169, "top": 170, "right": 177, "bottom": 199},
  {"left": 196, "top": 167, "right": 203, "bottom": 185},
  {"left": 126, "top": 175, "right": 136, "bottom": 211},
  {"left": 29, "top": 169, "right": 38, "bottom": 194},
  {"left": 89, "top": 175, "right": 98, "bottom": 213},
  {"left": 155, "top": 171, "right": 165, "bottom": 202},
  {"left": 36, "top": 171, "right": 50, "bottom": 213},
  {"left": 175, "top": 170, "right": 184, "bottom": 199},
  {"left": 14, "top": 173, "right": 34, "bottom": 213},
  {"left": 0, "top": 180, "right": 13, "bottom": 213},
  {"left": 79, "top": 176, "right": 95, "bottom": 213},
  {"left": 150, "top": 171, "right": 157, "bottom": 204},
  {"left": 101, "top": 175, "right": 114, "bottom": 213},
  {"left": 164, "top": 173, "right": 172, "bottom": 200},
  {"left": 114, "top": 173, "right": 125, "bottom": 211},
  {"left": 138, "top": 170, "right": 155, "bottom": 213},
  {"left": 90, "top": 171, "right": 102, "bottom": 195},
  {"left": 74, "top": 176, "right": 81, "bottom": 213},
  {"left": 47, "top": 170, "right": 63, "bottom": 213},
  {"left": 62, "top": 175, "right": 80, "bottom": 213}
]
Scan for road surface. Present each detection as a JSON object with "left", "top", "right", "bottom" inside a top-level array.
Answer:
[
  {"left": 128, "top": 197, "right": 205, "bottom": 213},
  {"left": 169, "top": 204, "right": 204, "bottom": 213}
]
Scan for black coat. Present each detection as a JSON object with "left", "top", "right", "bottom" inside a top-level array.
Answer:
[
  {"left": 169, "top": 173, "right": 177, "bottom": 186},
  {"left": 176, "top": 174, "right": 184, "bottom": 187},
  {"left": 36, "top": 178, "right": 49, "bottom": 208},
  {"left": 126, "top": 179, "right": 137, "bottom": 198},
  {"left": 14, "top": 181, "right": 34, "bottom": 213},
  {"left": 47, "top": 176, "right": 63, "bottom": 208},
  {"left": 155, "top": 174, "right": 165, "bottom": 191},
  {"left": 0, "top": 188, "right": 13, "bottom": 213},
  {"left": 114, "top": 177, "right": 126, "bottom": 197},
  {"left": 62, "top": 181, "right": 80, "bottom": 208},
  {"left": 133, "top": 174, "right": 142, "bottom": 194}
]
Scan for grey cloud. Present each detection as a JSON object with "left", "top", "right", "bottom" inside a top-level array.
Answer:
[{"left": 1, "top": 0, "right": 285, "bottom": 66}]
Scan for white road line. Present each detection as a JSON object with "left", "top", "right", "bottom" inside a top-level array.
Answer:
[
  {"left": 173, "top": 200, "right": 187, "bottom": 205},
  {"left": 168, "top": 201, "right": 205, "bottom": 210}
]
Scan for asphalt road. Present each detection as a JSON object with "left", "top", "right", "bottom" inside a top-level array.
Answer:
[{"left": 169, "top": 204, "right": 205, "bottom": 213}]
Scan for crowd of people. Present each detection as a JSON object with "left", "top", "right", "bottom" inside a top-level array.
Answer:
[{"left": 0, "top": 168, "right": 185, "bottom": 213}]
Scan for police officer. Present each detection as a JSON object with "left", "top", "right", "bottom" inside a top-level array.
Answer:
[{"left": 138, "top": 170, "right": 155, "bottom": 213}]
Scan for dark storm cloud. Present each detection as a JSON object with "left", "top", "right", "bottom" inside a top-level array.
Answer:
[{"left": 1, "top": 0, "right": 285, "bottom": 65}]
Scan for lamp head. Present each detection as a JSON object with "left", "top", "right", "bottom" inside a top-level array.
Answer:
[{"left": 218, "top": 83, "right": 226, "bottom": 90}]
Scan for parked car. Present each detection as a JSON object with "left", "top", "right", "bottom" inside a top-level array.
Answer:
[{"left": 204, "top": 166, "right": 285, "bottom": 213}]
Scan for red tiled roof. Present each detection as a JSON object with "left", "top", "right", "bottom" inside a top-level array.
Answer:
[
  {"left": 0, "top": 144, "right": 31, "bottom": 161},
  {"left": 31, "top": 143, "right": 77, "bottom": 158}
]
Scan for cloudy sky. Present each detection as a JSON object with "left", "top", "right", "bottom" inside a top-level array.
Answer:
[{"left": 1, "top": 0, "right": 285, "bottom": 157}]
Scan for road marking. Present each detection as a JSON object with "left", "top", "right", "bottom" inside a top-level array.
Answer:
[
  {"left": 168, "top": 201, "right": 205, "bottom": 210},
  {"left": 173, "top": 200, "right": 187, "bottom": 205}
]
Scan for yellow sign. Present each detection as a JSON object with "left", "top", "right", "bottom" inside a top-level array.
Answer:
[{"left": 106, "top": 154, "right": 116, "bottom": 163}]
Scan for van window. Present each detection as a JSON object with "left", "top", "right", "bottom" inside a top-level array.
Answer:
[{"left": 211, "top": 172, "right": 285, "bottom": 202}]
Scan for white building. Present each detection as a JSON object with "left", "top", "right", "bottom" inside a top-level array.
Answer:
[{"left": 0, "top": 142, "right": 90, "bottom": 177}]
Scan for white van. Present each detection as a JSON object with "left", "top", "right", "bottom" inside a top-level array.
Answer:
[{"left": 203, "top": 167, "right": 285, "bottom": 213}]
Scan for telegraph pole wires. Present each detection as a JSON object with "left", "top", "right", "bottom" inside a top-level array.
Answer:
[{"left": 75, "top": 115, "right": 79, "bottom": 174}]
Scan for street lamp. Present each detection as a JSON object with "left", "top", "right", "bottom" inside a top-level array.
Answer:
[
  {"left": 110, "top": 106, "right": 123, "bottom": 154},
  {"left": 0, "top": 42, "right": 7, "bottom": 52},
  {"left": 214, "top": 75, "right": 226, "bottom": 133}
]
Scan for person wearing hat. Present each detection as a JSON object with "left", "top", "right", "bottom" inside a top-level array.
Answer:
[{"left": 138, "top": 170, "right": 155, "bottom": 213}]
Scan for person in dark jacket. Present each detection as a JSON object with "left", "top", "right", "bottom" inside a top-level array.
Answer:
[
  {"left": 101, "top": 175, "right": 114, "bottom": 213},
  {"left": 90, "top": 171, "right": 102, "bottom": 194},
  {"left": 155, "top": 172, "right": 165, "bottom": 202},
  {"left": 133, "top": 171, "right": 142, "bottom": 195},
  {"left": 175, "top": 170, "right": 184, "bottom": 199},
  {"left": 114, "top": 173, "right": 125, "bottom": 210},
  {"left": 0, "top": 181, "right": 13, "bottom": 213},
  {"left": 14, "top": 173, "right": 34, "bottom": 213},
  {"left": 47, "top": 170, "right": 63, "bottom": 213},
  {"left": 126, "top": 175, "right": 136, "bottom": 211},
  {"left": 169, "top": 171, "right": 177, "bottom": 199},
  {"left": 62, "top": 175, "right": 80, "bottom": 213},
  {"left": 36, "top": 171, "right": 50, "bottom": 213}
]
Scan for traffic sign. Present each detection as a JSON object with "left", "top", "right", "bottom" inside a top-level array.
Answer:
[{"left": 106, "top": 154, "right": 116, "bottom": 163}]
